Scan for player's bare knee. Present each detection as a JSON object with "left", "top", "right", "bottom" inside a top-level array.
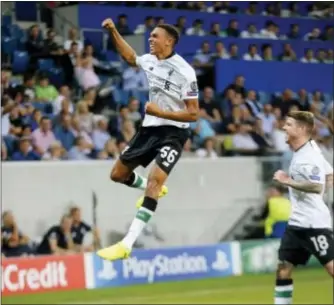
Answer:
[
  {"left": 110, "top": 167, "right": 127, "bottom": 183},
  {"left": 325, "top": 260, "right": 334, "bottom": 277},
  {"left": 276, "top": 262, "right": 293, "bottom": 279}
]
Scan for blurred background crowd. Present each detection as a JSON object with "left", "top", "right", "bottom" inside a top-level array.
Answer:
[{"left": 1, "top": 1, "right": 333, "bottom": 162}]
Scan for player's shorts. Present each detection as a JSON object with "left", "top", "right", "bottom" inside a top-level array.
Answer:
[
  {"left": 278, "top": 225, "right": 334, "bottom": 266},
  {"left": 120, "top": 126, "right": 190, "bottom": 174}
]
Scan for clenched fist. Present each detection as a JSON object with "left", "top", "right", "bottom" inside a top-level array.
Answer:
[{"left": 102, "top": 18, "right": 115, "bottom": 30}]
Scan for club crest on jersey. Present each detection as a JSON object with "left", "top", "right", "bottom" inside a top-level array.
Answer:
[
  {"left": 312, "top": 166, "right": 320, "bottom": 175},
  {"left": 190, "top": 81, "right": 198, "bottom": 93}
]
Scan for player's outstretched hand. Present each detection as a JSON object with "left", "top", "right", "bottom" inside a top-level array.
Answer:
[
  {"left": 102, "top": 18, "right": 115, "bottom": 30},
  {"left": 273, "top": 170, "right": 291, "bottom": 185},
  {"left": 145, "top": 102, "right": 162, "bottom": 117}
]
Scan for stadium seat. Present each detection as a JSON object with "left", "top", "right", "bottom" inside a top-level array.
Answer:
[
  {"left": 1, "top": 37, "right": 16, "bottom": 56},
  {"left": 37, "top": 59, "right": 55, "bottom": 71},
  {"left": 12, "top": 51, "right": 29, "bottom": 74},
  {"left": 46, "top": 68, "right": 65, "bottom": 88},
  {"left": 2, "top": 15, "right": 12, "bottom": 27}
]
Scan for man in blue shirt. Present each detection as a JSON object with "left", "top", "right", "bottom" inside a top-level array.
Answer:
[
  {"left": 11, "top": 137, "right": 41, "bottom": 161},
  {"left": 54, "top": 114, "right": 75, "bottom": 151}
]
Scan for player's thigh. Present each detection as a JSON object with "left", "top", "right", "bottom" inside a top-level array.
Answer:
[
  {"left": 278, "top": 227, "right": 311, "bottom": 266},
  {"left": 303, "top": 229, "right": 334, "bottom": 266},
  {"left": 155, "top": 127, "right": 189, "bottom": 175},
  {"left": 119, "top": 128, "right": 157, "bottom": 169}
]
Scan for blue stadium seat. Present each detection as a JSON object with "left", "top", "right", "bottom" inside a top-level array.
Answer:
[
  {"left": 2, "top": 15, "right": 12, "bottom": 27},
  {"left": 37, "top": 59, "right": 55, "bottom": 71},
  {"left": 1, "top": 37, "right": 16, "bottom": 55},
  {"left": 46, "top": 68, "right": 64, "bottom": 88},
  {"left": 12, "top": 51, "right": 29, "bottom": 74}
]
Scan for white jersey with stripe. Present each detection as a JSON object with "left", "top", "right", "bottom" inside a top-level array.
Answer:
[
  {"left": 288, "top": 141, "right": 333, "bottom": 229},
  {"left": 135, "top": 53, "right": 198, "bottom": 129}
]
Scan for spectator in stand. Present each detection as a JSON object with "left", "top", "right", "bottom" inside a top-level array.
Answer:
[
  {"left": 92, "top": 117, "right": 111, "bottom": 152},
  {"left": 228, "top": 43, "right": 239, "bottom": 60},
  {"left": 245, "top": 90, "right": 263, "bottom": 117},
  {"left": 224, "top": 19, "right": 240, "bottom": 37},
  {"left": 155, "top": 16, "right": 165, "bottom": 25},
  {"left": 122, "top": 66, "right": 148, "bottom": 91},
  {"left": 68, "top": 136, "right": 91, "bottom": 160},
  {"left": 115, "top": 14, "right": 133, "bottom": 36},
  {"left": 316, "top": 49, "right": 327, "bottom": 64},
  {"left": 232, "top": 124, "right": 260, "bottom": 155},
  {"left": 35, "top": 75, "right": 58, "bottom": 102},
  {"left": 278, "top": 43, "right": 297, "bottom": 62},
  {"left": 241, "top": 24, "right": 260, "bottom": 39},
  {"left": 243, "top": 44, "right": 262, "bottom": 61},
  {"left": 70, "top": 115, "right": 94, "bottom": 155},
  {"left": 186, "top": 19, "right": 206, "bottom": 36},
  {"left": 6, "top": 73, "right": 36, "bottom": 102},
  {"left": 199, "top": 86, "right": 222, "bottom": 130},
  {"left": 127, "top": 97, "right": 142, "bottom": 129},
  {"left": 286, "top": 24, "right": 301, "bottom": 40},
  {"left": 272, "top": 118, "right": 290, "bottom": 153},
  {"left": 76, "top": 100, "right": 94, "bottom": 134},
  {"left": 67, "top": 41, "right": 80, "bottom": 67},
  {"left": 69, "top": 206, "right": 100, "bottom": 252},
  {"left": 262, "top": 44, "right": 275, "bottom": 61},
  {"left": 43, "top": 29, "right": 60, "bottom": 54},
  {"left": 29, "top": 108, "right": 42, "bottom": 131},
  {"left": 53, "top": 85, "right": 74, "bottom": 115},
  {"left": 42, "top": 140, "right": 65, "bottom": 161},
  {"left": 310, "top": 90, "right": 325, "bottom": 114},
  {"left": 134, "top": 16, "right": 155, "bottom": 35},
  {"left": 32, "top": 116, "right": 56, "bottom": 155},
  {"left": 12, "top": 137, "right": 41, "bottom": 161},
  {"left": 98, "top": 138, "right": 120, "bottom": 160},
  {"left": 174, "top": 16, "right": 187, "bottom": 35},
  {"left": 1, "top": 211, "right": 32, "bottom": 257},
  {"left": 54, "top": 113, "right": 76, "bottom": 151},
  {"left": 63, "top": 27, "right": 84, "bottom": 53},
  {"left": 195, "top": 137, "right": 218, "bottom": 159},
  {"left": 37, "top": 215, "right": 76, "bottom": 255},
  {"left": 210, "top": 22, "right": 225, "bottom": 37},
  {"left": 211, "top": 41, "right": 230, "bottom": 60},
  {"left": 282, "top": 2, "right": 301, "bottom": 18},
  {"left": 262, "top": 3, "right": 281, "bottom": 17},
  {"left": 207, "top": 2, "right": 223, "bottom": 13},
  {"left": 8, "top": 105, "right": 25, "bottom": 137},
  {"left": 320, "top": 25, "right": 334, "bottom": 41},
  {"left": 325, "top": 50, "right": 334, "bottom": 64},
  {"left": 190, "top": 116, "right": 216, "bottom": 147},
  {"left": 121, "top": 119, "right": 136, "bottom": 143},
  {"left": 195, "top": 1, "right": 208, "bottom": 12},
  {"left": 53, "top": 98, "right": 72, "bottom": 126},
  {"left": 271, "top": 89, "right": 301, "bottom": 117},
  {"left": 260, "top": 21, "right": 278, "bottom": 40},
  {"left": 192, "top": 41, "right": 213, "bottom": 89},
  {"left": 304, "top": 28, "right": 321, "bottom": 41},
  {"left": 257, "top": 104, "right": 277, "bottom": 138},
  {"left": 245, "top": 2, "right": 258, "bottom": 15},
  {"left": 224, "top": 75, "right": 247, "bottom": 99},
  {"left": 182, "top": 139, "right": 195, "bottom": 158},
  {"left": 25, "top": 25, "right": 44, "bottom": 59},
  {"left": 297, "top": 89, "right": 311, "bottom": 111},
  {"left": 300, "top": 49, "right": 318, "bottom": 63},
  {"left": 108, "top": 105, "right": 129, "bottom": 137}
]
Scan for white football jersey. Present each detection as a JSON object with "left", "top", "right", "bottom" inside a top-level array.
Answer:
[
  {"left": 136, "top": 53, "right": 198, "bottom": 128},
  {"left": 288, "top": 141, "right": 333, "bottom": 229}
]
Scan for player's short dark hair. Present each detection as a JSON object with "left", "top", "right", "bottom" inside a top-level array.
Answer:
[
  {"left": 156, "top": 24, "right": 180, "bottom": 45},
  {"left": 287, "top": 111, "right": 315, "bottom": 133}
]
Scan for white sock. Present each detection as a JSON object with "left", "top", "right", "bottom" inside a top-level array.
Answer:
[
  {"left": 275, "top": 280, "right": 293, "bottom": 304},
  {"left": 131, "top": 172, "right": 147, "bottom": 190},
  {"left": 122, "top": 207, "right": 154, "bottom": 249}
]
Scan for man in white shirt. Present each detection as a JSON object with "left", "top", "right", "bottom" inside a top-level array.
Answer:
[
  {"left": 97, "top": 18, "right": 199, "bottom": 262},
  {"left": 272, "top": 111, "right": 334, "bottom": 305},
  {"left": 300, "top": 49, "right": 319, "bottom": 64},
  {"left": 243, "top": 44, "right": 262, "bottom": 61},
  {"left": 63, "top": 28, "right": 83, "bottom": 53}
]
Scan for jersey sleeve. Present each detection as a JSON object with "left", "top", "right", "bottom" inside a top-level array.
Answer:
[
  {"left": 135, "top": 54, "right": 150, "bottom": 68},
  {"left": 296, "top": 162, "right": 326, "bottom": 184},
  {"left": 181, "top": 69, "right": 199, "bottom": 100}
]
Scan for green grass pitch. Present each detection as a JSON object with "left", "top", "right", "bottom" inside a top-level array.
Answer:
[{"left": 2, "top": 268, "right": 333, "bottom": 304}]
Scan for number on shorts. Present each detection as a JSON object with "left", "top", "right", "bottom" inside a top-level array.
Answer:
[
  {"left": 160, "top": 146, "right": 179, "bottom": 167},
  {"left": 310, "top": 235, "right": 329, "bottom": 256}
]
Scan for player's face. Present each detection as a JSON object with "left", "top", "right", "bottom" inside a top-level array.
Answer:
[
  {"left": 148, "top": 28, "right": 171, "bottom": 55},
  {"left": 283, "top": 117, "right": 305, "bottom": 144}
]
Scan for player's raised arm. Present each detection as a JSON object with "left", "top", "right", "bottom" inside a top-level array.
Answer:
[{"left": 102, "top": 18, "right": 137, "bottom": 66}]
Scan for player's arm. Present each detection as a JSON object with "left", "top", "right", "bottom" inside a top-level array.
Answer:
[
  {"left": 102, "top": 18, "right": 137, "bottom": 66},
  {"left": 285, "top": 180, "right": 323, "bottom": 194}
]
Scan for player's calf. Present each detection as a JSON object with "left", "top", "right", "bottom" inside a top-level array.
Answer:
[
  {"left": 324, "top": 260, "right": 334, "bottom": 277},
  {"left": 274, "top": 262, "right": 294, "bottom": 304}
]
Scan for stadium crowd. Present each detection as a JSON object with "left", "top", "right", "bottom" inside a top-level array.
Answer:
[{"left": 1, "top": 1, "right": 333, "bottom": 162}]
